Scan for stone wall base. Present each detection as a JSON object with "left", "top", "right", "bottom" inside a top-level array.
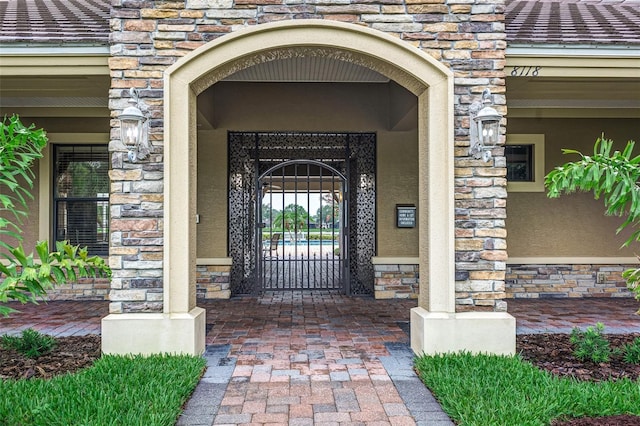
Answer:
[
  {"left": 411, "top": 307, "right": 515, "bottom": 355},
  {"left": 101, "top": 307, "right": 206, "bottom": 355},
  {"left": 45, "top": 277, "right": 110, "bottom": 301},
  {"left": 196, "top": 264, "right": 231, "bottom": 299},
  {"left": 43, "top": 265, "right": 231, "bottom": 302},
  {"left": 506, "top": 264, "right": 634, "bottom": 298},
  {"left": 48, "top": 263, "right": 634, "bottom": 302},
  {"left": 374, "top": 263, "right": 419, "bottom": 299}
]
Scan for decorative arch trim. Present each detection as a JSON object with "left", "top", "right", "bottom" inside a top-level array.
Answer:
[{"left": 167, "top": 20, "right": 451, "bottom": 96}]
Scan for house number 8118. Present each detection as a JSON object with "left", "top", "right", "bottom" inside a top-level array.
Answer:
[{"left": 510, "top": 66, "right": 542, "bottom": 77}]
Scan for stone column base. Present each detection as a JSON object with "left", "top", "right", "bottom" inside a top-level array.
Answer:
[
  {"left": 102, "top": 307, "right": 206, "bottom": 356},
  {"left": 410, "top": 307, "right": 515, "bottom": 356}
]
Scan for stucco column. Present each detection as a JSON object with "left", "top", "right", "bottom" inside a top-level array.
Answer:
[{"left": 418, "top": 87, "right": 456, "bottom": 314}]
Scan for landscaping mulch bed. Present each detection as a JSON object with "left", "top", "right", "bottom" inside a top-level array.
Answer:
[
  {"left": 1, "top": 333, "right": 639, "bottom": 425},
  {"left": 551, "top": 415, "right": 640, "bottom": 426},
  {"left": 517, "top": 333, "right": 640, "bottom": 426},
  {"left": 0, "top": 334, "right": 100, "bottom": 380},
  {"left": 517, "top": 333, "right": 640, "bottom": 382}
]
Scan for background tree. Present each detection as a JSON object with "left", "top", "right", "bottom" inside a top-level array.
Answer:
[
  {"left": 272, "top": 204, "right": 309, "bottom": 240},
  {"left": 545, "top": 136, "right": 640, "bottom": 310},
  {"left": 316, "top": 204, "right": 338, "bottom": 228},
  {"left": 0, "top": 115, "right": 111, "bottom": 317},
  {"left": 261, "top": 203, "right": 280, "bottom": 227}
]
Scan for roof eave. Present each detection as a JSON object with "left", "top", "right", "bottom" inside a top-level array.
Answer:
[{"left": 507, "top": 43, "right": 640, "bottom": 58}]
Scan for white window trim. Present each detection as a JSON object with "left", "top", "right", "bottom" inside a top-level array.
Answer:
[
  {"left": 38, "top": 133, "right": 110, "bottom": 241},
  {"left": 506, "top": 134, "right": 545, "bottom": 192}
]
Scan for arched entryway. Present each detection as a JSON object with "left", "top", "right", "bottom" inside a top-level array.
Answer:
[{"left": 103, "top": 20, "right": 460, "bottom": 355}]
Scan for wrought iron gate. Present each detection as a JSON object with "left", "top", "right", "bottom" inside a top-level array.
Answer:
[
  {"left": 228, "top": 132, "right": 375, "bottom": 295},
  {"left": 258, "top": 160, "right": 345, "bottom": 292}
]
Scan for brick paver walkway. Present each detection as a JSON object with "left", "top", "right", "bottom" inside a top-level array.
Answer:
[
  {"left": 189, "top": 294, "right": 441, "bottom": 425},
  {"left": 1, "top": 295, "right": 639, "bottom": 425},
  {"left": 0, "top": 300, "right": 107, "bottom": 336}
]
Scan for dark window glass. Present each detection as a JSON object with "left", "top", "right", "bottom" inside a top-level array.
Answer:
[
  {"left": 53, "top": 145, "right": 109, "bottom": 256},
  {"left": 506, "top": 144, "right": 534, "bottom": 182}
]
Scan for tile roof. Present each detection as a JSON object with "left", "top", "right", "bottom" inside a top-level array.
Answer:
[
  {"left": 0, "top": 0, "right": 639, "bottom": 47},
  {"left": 0, "top": 0, "right": 110, "bottom": 44},
  {"left": 506, "top": 0, "right": 640, "bottom": 45}
]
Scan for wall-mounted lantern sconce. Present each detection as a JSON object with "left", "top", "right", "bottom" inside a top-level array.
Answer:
[
  {"left": 469, "top": 88, "right": 503, "bottom": 162},
  {"left": 119, "top": 88, "right": 150, "bottom": 162}
]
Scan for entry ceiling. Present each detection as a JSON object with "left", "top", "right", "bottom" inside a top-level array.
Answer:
[{"left": 223, "top": 57, "right": 389, "bottom": 83}]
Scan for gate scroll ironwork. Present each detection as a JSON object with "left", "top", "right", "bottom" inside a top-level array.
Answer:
[{"left": 228, "top": 132, "right": 375, "bottom": 296}]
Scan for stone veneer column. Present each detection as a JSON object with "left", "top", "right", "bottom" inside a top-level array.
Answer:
[
  {"left": 102, "top": 1, "right": 207, "bottom": 355},
  {"left": 386, "top": 0, "right": 510, "bottom": 313},
  {"left": 405, "top": 0, "right": 514, "bottom": 354}
]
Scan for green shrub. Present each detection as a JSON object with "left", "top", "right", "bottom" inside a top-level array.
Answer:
[
  {"left": 1, "top": 328, "right": 57, "bottom": 358},
  {"left": 622, "top": 337, "right": 640, "bottom": 364},
  {"left": 570, "top": 322, "right": 611, "bottom": 363}
]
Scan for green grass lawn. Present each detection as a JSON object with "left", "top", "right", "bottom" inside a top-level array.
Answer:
[
  {"left": 415, "top": 352, "right": 640, "bottom": 426},
  {"left": 0, "top": 354, "right": 206, "bottom": 426}
]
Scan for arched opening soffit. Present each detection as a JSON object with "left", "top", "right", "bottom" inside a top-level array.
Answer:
[{"left": 165, "top": 20, "right": 453, "bottom": 97}]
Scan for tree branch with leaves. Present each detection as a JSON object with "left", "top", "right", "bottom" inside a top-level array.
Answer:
[
  {"left": 545, "top": 136, "right": 640, "bottom": 310},
  {"left": 0, "top": 115, "right": 111, "bottom": 317}
]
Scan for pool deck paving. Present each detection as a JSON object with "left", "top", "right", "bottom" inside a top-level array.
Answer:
[{"left": 1, "top": 295, "right": 638, "bottom": 425}]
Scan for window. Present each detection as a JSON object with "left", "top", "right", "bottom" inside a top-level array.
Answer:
[
  {"left": 53, "top": 145, "right": 109, "bottom": 256},
  {"left": 506, "top": 134, "right": 545, "bottom": 192},
  {"left": 506, "top": 144, "right": 533, "bottom": 182}
]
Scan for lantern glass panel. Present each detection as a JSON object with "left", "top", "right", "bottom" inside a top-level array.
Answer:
[
  {"left": 480, "top": 120, "right": 500, "bottom": 146},
  {"left": 121, "top": 119, "right": 142, "bottom": 146}
]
